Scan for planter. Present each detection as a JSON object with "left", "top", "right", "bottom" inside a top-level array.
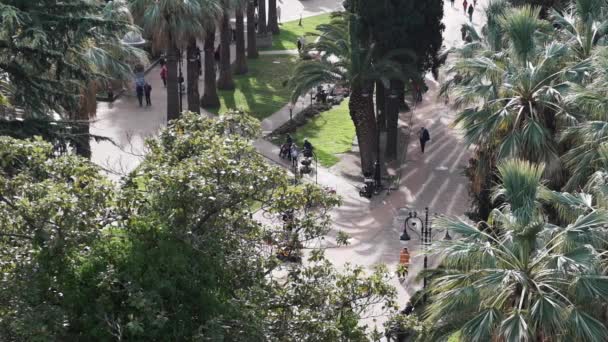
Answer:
[{"left": 257, "top": 33, "right": 273, "bottom": 48}]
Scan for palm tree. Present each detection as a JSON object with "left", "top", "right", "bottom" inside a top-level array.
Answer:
[
  {"left": 443, "top": 5, "right": 587, "bottom": 192},
  {"left": 218, "top": 0, "right": 235, "bottom": 90},
  {"left": 425, "top": 159, "right": 608, "bottom": 341},
  {"left": 201, "top": 27, "right": 221, "bottom": 108},
  {"left": 247, "top": 0, "right": 258, "bottom": 59},
  {"left": 268, "top": 0, "right": 279, "bottom": 35},
  {"left": 289, "top": 13, "right": 410, "bottom": 173},
  {"left": 186, "top": 38, "right": 201, "bottom": 113},
  {"left": 258, "top": 0, "right": 268, "bottom": 36},
  {"left": 550, "top": 0, "right": 608, "bottom": 62},
  {"left": 130, "top": 0, "right": 205, "bottom": 120},
  {"left": 187, "top": 1, "right": 221, "bottom": 113},
  {"left": 234, "top": 0, "right": 248, "bottom": 74},
  {"left": 71, "top": 1, "right": 147, "bottom": 158}
]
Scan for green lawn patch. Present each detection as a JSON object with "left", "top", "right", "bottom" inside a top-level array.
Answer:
[
  {"left": 288, "top": 100, "right": 355, "bottom": 168},
  {"left": 448, "top": 331, "right": 461, "bottom": 342},
  {"left": 262, "top": 13, "right": 333, "bottom": 51},
  {"left": 211, "top": 55, "right": 297, "bottom": 120}
]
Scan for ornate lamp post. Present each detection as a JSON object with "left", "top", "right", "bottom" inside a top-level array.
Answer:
[
  {"left": 178, "top": 49, "right": 184, "bottom": 113},
  {"left": 399, "top": 207, "right": 451, "bottom": 292}
]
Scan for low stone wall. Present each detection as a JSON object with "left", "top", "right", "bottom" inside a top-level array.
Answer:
[{"left": 270, "top": 103, "right": 333, "bottom": 137}]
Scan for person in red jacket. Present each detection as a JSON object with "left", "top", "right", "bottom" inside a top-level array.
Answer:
[{"left": 160, "top": 64, "right": 167, "bottom": 87}]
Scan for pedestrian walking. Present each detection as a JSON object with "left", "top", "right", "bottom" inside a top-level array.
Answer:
[
  {"left": 136, "top": 84, "right": 144, "bottom": 107},
  {"left": 450, "top": 0, "right": 455, "bottom": 7},
  {"left": 468, "top": 4, "right": 474, "bottom": 21},
  {"left": 277, "top": 5, "right": 281, "bottom": 24},
  {"left": 474, "top": 0, "right": 477, "bottom": 6},
  {"left": 290, "top": 144, "right": 299, "bottom": 169},
  {"left": 463, "top": 0, "right": 468, "bottom": 13},
  {"left": 418, "top": 127, "right": 431, "bottom": 153},
  {"left": 107, "top": 85, "right": 114, "bottom": 101},
  {"left": 296, "top": 37, "right": 303, "bottom": 52},
  {"left": 144, "top": 83, "right": 152, "bottom": 106},
  {"left": 160, "top": 64, "right": 167, "bottom": 87},
  {"left": 414, "top": 83, "right": 422, "bottom": 103}
]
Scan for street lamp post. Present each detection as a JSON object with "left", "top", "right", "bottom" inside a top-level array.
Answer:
[
  {"left": 399, "top": 207, "right": 451, "bottom": 295},
  {"left": 178, "top": 49, "right": 184, "bottom": 113}
]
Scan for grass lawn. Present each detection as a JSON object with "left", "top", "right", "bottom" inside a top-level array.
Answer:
[
  {"left": 286, "top": 100, "right": 355, "bottom": 168},
  {"left": 211, "top": 55, "right": 297, "bottom": 120},
  {"left": 448, "top": 331, "right": 461, "bottom": 342},
  {"left": 262, "top": 13, "right": 333, "bottom": 51}
]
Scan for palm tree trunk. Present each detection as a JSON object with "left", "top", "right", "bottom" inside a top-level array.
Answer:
[
  {"left": 268, "top": 0, "right": 279, "bottom": 35},
  {"left": 235, "top": 4, "right": 248, "bottom": 74},
  {"left": 375, "top": 80, "right": 386, "bottom": 131},
  {"left": 186, "top": 37, "right": 201, "bottom": 113},
  {"left": 247, "top": 0, "right": 258, "bottom": 59},
  {"left": 201, "top": 28, "right": 220, "bottom": 108},
  {"left": 166, "top": 43, "right": 180, "bottom": 121},
  {"left": 73, "top": 81, "right": 97, "bottom": 158},
  {"left": 258, "top": 0, "right": 267, "bottom": 35},
  {"left": 350, "top": 85, "right": 378, "bottom": 175},
  {"left": 218, "top": 13, "right": 235, "bottom": 90},
  {"left": 386, "top": 80, "right": 399, "bottom": 160}
]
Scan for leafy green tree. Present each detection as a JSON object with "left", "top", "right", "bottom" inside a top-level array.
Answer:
[
  {"left": 0, "top": 112, "right": 398, "bottom": 340},
  {"left": 355, "top": 0, "right": 444, "bottom": 159},
  {"left": 425, "top": 159, "right": 608, "bottom": 341}
]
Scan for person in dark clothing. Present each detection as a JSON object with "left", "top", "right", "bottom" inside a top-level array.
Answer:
[
  {"left": 286, "top": 134, "right": 293, "bottom": 146},
  {"left": 419, "top": 127, "right": 430, "bottom": 153},
  {"left": 196, "top": 48, "right": 202, "bottom": 75},
  {"left": 402, "top": 302, "right": 414, "bottom": 315},
  {"left": 144, "top": 83, "right": 152, "bottom": 106},
  {"left": 468, "top": 4, "right": 474, "bottom": 21},
  {"left": 303, "top": 139, "right": 313, "bottom": 157},
  {"left": 136, "top": 84, "right": 144, "bottom": 107},
  {"left": 107, "top": 85, "right": 114, "bottom": 101}
]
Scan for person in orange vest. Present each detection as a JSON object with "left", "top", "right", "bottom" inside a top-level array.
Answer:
[
  {"left": 399, "top": 247, "right": 411, "bottom": 265},
  {"left": 398, "top": 248, "right": 410, "bottom": 279}
]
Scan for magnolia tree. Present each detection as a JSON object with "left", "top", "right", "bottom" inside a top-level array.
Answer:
[{"left": 0, "top": 112, "right": 397, "bottom": 341}]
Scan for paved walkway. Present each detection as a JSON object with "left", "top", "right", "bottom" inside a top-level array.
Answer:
[{"left": 259, "top": 49, "right": 299, "bottom": 55}]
